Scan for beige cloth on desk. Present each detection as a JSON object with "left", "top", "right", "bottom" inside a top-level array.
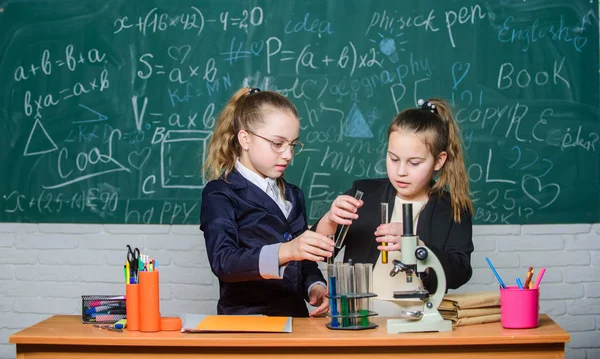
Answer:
[{"left": 439, "top": 291, "right": 501, "bottom": 328}]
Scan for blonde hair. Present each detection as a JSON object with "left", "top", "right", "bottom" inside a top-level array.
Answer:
[
  {"left": 387, "top": 98, "right": 473, "bottom": 222},
  {"left": 203, "top": 88, "right": 299, "bottom": 184}
]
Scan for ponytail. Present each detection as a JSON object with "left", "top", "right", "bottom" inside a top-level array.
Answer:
[
  {"left": 203, "top": 88, "right": 249, "bottom": 181},
  {"left": 429, "top": 99, "right": 473, "bottom": 221}
]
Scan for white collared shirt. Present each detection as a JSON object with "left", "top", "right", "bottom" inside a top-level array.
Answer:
[
  {"left": 234, "top": 159, "right": 327, "bottom": 295},
  {"left": 235, "top": 159, "right": 293, "bottom": 218}
]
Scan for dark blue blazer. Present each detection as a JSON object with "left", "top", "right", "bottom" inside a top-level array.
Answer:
[{"left": 199, "top": 169, "right": 325, "bottom": 317}]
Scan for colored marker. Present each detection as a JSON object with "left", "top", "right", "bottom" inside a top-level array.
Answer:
[
  {"left": 534, "top": 268, "right": 546, "bottom": 289},
  {"left": 485, "top": 257, "right": 506, "bottom": 289},
  {"left": 516, "top": 277, "right": 524, "bottom": 290},
  {"left": 85, "top": 304, "right": 123, "bottom": 314},
  {"left": 114, "top": 318, "right": 127, "bottom": 329},
  {"left": 90, "top": 300, "right": 124, "bottom": 307}
]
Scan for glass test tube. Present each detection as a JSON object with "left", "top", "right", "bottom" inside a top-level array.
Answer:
[
  {"left": 365, "top": 263, "right": 373, "bottom": 311},
  {"left": 347, "top": 262, "right": 356, "bottom": 327},
  {"left": 327, "top": 263, "right": 339, "bottom": 328},
  {"left": 334, "top": 190, "right": 364, "bottom": 249},
  {"left": 338, "top": 263, "right": 350, "bottom": 327},
  {"left": 380, "top": 203, "right": 389, "bottom": 264},
  {"left": 355, "top": 264, "right": 369, "bottom": 327}
]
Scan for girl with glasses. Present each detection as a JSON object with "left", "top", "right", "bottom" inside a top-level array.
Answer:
[{"left": 200, "top": 87, "right": 334, "bottom": 317}]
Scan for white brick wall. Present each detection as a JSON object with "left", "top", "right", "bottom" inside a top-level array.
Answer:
[{"left": 1, "top": 223, "right": 599, "bottom": 359}]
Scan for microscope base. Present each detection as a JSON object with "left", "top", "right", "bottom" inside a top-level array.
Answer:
[{"left": 387, "top": 311, "right": 452, "bottom": 334}]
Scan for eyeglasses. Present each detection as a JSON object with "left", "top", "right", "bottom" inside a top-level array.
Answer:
[{"left": 247, "top": 130, "right": 304, "bottom": 155}]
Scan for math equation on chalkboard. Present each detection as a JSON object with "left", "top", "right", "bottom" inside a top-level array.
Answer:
[{"left": 0, "top": 0, "right": 598, "bottom": 224}]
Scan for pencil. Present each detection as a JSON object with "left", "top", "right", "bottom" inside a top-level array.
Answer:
[{"left": 524, "top": 267, "right": 534, "bottom": 288}]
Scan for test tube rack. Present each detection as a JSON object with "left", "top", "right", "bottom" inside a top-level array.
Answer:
[{"left": 326, "top": 261, "right": 378, "bottom": 330}]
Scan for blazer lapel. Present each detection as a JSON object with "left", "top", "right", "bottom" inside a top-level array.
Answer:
[
  {"left": 228, "top": 169, "right": 288, "bottom": 223},
  {"left": 284, "top": 184, "right": 307, "bottom": 234}
]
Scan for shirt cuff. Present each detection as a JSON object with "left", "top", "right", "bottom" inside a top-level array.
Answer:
[
  {"left": 259, "top": 243, "right": 287, "bottom": 279},
  {"left": 307, "top": 281, "right": 327, "bottom": 297}
]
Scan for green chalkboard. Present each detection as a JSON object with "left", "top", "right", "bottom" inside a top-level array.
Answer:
[{"left": 1, "top": 0, "right": 598, "bottom": 224}]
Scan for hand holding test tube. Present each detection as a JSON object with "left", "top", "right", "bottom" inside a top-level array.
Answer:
[{"left": 334, "top": 190, "right": 364, "bottom": 249}]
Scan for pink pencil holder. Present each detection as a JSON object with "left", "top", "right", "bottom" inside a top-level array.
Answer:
[{"left": 500, "top": 285, "right": 539, "bottom": 329}]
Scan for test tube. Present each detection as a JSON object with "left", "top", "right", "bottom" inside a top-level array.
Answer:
[
  {"left": 347, "top": 262, "right": 356, "bottom": 327},
  {"left": 338, "top": 263, "right": 350, "bottom": 327},
  {"left": 355, "top": 264, "right": 369, "bottom": 327},
  {"left": 327, "top": 263, "right": 339, "bottom": 328},
  {"left": 334, "top": 190, "right": 364, "bottom": 249},
  {"left": 380, "top": 203, "right": 389, "bottom": 264},
  {"left": 365, "top": 263, "right": 373, "bottom": 311}
]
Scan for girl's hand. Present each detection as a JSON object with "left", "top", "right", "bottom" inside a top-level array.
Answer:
[
  {"left": 325, "top": 195, "right": 364, "bottom": 226},
  {"left": 308, "top": 284, "right": 329, "bottom": 317},
  {"left": 374, "top": 223, "right": 425, "bottom": 251},
  {"left": 374, "top": 223, "right": 404, "bottom": 251},
  {"left": 279, "top": 230, "right": 334, "bottom": 264}
]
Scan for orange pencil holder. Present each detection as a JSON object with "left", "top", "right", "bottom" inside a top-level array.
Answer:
[
  {"left": 125, "top": 284, "right": 140, "bottom": 331},
  {"left": 139, "top": 271, "right": 161, "bottom": 332}
]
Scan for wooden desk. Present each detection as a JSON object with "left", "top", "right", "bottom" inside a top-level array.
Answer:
[{"left": 10, "top": 314, "right": 569, "bottom": 359}]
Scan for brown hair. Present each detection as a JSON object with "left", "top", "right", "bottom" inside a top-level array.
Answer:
[
  {"left": 203, "top": 88, "right": 299, "bottom": 185},
  {"left": 387, "top": 98, "right": 473, "bottom": 221}
]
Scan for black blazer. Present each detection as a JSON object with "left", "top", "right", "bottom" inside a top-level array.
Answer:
[
  {"left": 314, "top": 178, "right": 473, "bottom": 293},
  {"left": 200, "top": 169, "right": 325, "bottom": 317}
]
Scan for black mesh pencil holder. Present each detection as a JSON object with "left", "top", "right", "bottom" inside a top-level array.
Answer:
[{"left": 81, "top": 295, "right": 126, "bottom": 324}]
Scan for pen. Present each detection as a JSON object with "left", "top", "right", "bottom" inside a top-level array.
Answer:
[
  {"left": 90, "top": 300, "right": 124, "bottom": 307},
  {"left": 533, "top": 267, "right": 546, "bottom": 289},
  {"left": 516, "top": 277, "right": 524, "bottom": 290},
  {"left": 85, "top": 304, "right": 123, "bottom": 314},
  {"left": 485, "top": 257, "right": 506, "bottom": 289}
]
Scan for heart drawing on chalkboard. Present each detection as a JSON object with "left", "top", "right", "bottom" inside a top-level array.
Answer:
[
  {"left": 451, "top": 62, "right": 470, "bottom": 89},
  {"left": 521, "top": 174, "right": 560, "bottom": 210},
  {"left": 250, "top": 41, "right": 264, "bottom": 56},
  {"left": 128, "top": 147, "right": 151, "bottom": 170},
  {"left": 167, "top": 45, "right": 191, "bottom": 64}
]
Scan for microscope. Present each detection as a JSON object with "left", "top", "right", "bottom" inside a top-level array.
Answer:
[{"left": 386, "top": 203, "right": 452, "bottom": 333}]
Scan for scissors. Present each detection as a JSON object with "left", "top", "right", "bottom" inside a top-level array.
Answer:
[{"left": 126, "top": 245, "right": 140, "bottom": 283}]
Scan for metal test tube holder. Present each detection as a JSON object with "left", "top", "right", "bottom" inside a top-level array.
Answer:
[{"left": 386, "top": 203, "right": 452, "bottom": 334}]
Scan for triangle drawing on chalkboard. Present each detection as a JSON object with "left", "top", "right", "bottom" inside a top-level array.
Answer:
[
  {"left": 23, "top": 118, "right": 58, "bottom": 156},
  {"left": 343, "top": 103, "right": 373, "bottom": 138}
]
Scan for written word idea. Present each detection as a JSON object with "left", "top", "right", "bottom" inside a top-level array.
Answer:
[{"left": 0, "top": 0, "right": 598, "bottom": 224}]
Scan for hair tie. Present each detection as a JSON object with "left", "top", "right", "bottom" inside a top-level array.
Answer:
[
  {"left": 249, "top": 87, "right": 261, "bottom": 94},
  {"left": 417, "top": 99, "right": 438, "bottom": 115}
]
